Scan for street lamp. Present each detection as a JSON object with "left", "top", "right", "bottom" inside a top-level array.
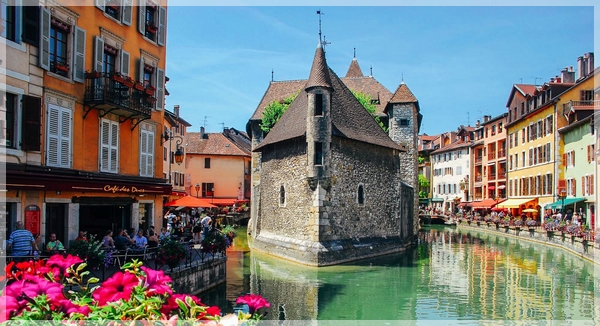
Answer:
[
  {"left": 195, "top": 183, "right": 200, "bottom": 198},
  {"left": 162, "top": 130, "right": 184, "bottom": 165},
  {"left": 211, "top": 187, "right": 215, "bottom": 204},
  {"left": 558, "top": 190, "right": 567, "bottom": 216}
]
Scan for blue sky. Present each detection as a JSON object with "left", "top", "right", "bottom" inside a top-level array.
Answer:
[{"left": 165, "top": 4, "right": 596, "bottom": 136}]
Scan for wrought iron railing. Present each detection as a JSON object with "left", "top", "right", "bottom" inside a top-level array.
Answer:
[{"left": 83, "top": 73, "right": 153, "bottom": 117}]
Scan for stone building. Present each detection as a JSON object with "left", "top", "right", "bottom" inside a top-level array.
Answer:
[{"left": 246, "top": 41, "right": 417, "bottom": 266}]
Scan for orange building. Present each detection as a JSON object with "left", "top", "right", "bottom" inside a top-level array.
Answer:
[
  {"left": 185, "top": 127, "right": 251, "bottom": 207},
  {"left": 3, "top": 1, "right": 170, "bottom": 246}
]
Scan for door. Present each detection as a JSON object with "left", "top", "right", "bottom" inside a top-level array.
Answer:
[{"left": 45, "top": 203, "right": 67, "bottom": 247}]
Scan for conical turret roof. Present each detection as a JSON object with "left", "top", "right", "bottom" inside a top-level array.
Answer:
[
  {"left": 345, "top": 58, "right": 364, "bottom": 78},
  {"left": 305, "top": 41, "right": 332, "bottom": 91}
]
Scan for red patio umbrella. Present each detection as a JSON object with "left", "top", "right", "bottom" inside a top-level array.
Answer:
[{"left": 164, "top": 195, "right": 217, "bottom": 208}]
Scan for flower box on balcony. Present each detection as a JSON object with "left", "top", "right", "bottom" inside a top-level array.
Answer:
[
  {"left": 133, "top": 82, "right": 145, "bottom": 92},
  {"left": 146, "top": 85, "right": 156, "bottom": 96},
  {"left": 122, "top": 77, "right": 134, "bottom": 88},
  {"left": 111, "top": 73, "right": 125, "bottom": 83},
  {"left": 85, "top": 71, "right": 101, "bottom": 79}
]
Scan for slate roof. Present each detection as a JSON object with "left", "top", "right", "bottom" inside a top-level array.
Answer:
[
  {"left": 186, "top": 132, "right": 250, "bottom": 156},
  {"left": 345, "top": 58, "right": 364, "bottom": 77},
  {"left": 250, "top": 80, "right": 305, "bottom": 120},
  {"left": 255, "top": 44, "right": 404, "bottom": 152},
  {"left": 340, "top": 76, "right": 393, "bottom": 116},
  {"left": 389, "top": 82, "right": 418, "bottom": 105},
  {"left": 430, "top": 140, "right": 472, "bottom": 154}
]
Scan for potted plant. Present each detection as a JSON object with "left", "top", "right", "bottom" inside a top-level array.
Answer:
[
  {"left": 133, "top": 81, "right": 145, "bottom": 91},
  {"left": 156, "top": 238, "right": 189, "bottom": 269},
  {"left": 110, "top": 71, "right": 125, "bottom": 84},
  {"left": 146, "top": 23, "right": 158, "bottom": 33},
  {"left": 122, "top": 76, "right": 134, "bottom": 88},
  {"left": 67, "top": 235, "right": 110, "bottom": 269},
  {"left": 55, "top": 62, "right": 69, "bottom": 72}
]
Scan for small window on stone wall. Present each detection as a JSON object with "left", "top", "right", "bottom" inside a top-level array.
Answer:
[
  {"left": 357, "top": 184, "right": 365, "bottom": 206},
  {"left": 400, "top": 119, "right": 409, "bottom": 126},
  {"left": 279, "top": 184, "right": 286, "bottom": 206}
]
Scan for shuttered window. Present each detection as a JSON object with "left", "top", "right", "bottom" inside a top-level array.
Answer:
[
  {"left": 46, "top": 104, "right": 71, "bottom": 168},
  {"left": 140, "top": 127, "right": 155, "bottom": 177},
  {"left": 99, "top": 119, "right": 119, "bottom": 173}
]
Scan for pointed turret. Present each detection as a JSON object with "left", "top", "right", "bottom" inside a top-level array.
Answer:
[
  {"left": 305, "top": 41, "right": 332, "bottom": 91},
  {"left": 345, "top": 58, "right": 364, "bottom": 78},
  {"left": 389, "top": 82, "right": 418, "bottom": 105}
]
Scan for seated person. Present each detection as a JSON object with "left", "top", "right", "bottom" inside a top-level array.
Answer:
[
  {"left": 46, "top": 233, "right": 65, "bottom": 253},
  {"left": 147, "top": 230, "right": 159, "bottom": 248},
  {"left": 114, "top": 229, "right": 130, "bottom": 251},
  {"left": 133, "top": 229, "right": 148, "bottom": 252}
]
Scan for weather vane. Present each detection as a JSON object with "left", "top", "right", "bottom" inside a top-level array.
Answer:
[{"left": 317, "top": 10, "right": 331, "bottom": 49}]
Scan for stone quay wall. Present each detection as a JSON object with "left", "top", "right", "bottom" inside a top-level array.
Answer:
[
  {"left": 169, "top": 257, "right": 227, "bottom": 295},
  {"left": 457, "top": 222, "right": 598, "bottom": 264}
]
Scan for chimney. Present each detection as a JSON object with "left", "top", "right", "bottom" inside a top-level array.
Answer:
[
  {"left": 586, "top": 52, "right": 594, "bottom": 78},
  {"left": 476, "top": 120, "right": 480, "bottom": 128},
  {"left": 577, "top": 55, "right": 585, "bottom": 80},
  {"left": 200, "top": 126, "right": 205, "bottom": 139},
  {"left": 483, "top": 115, "right": 491, "bottom": 123},
  {"left": 550, "top": 77, "right": 555, "bottom": 83},
  {"left": 561, "top": 67, "right": 575, "bottom": 83},
  {"left": 174, "top": 105, "right": 180, "bottom": 117},
  {"left": 555, "top": 76, "right": 561, "bottom": 83}
]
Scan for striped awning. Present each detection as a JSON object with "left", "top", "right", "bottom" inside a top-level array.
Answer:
[{"left": 497, "top": 198, "right": 536, "bottom": 208}]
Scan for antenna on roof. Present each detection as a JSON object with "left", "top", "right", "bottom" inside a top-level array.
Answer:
[
  {"left": 271, "top": 69, "right": 274, "bottom": 82},
  {"left": 353, "top": 47, "right": 356, "bottom": 58},
  {"left": 531, "top": 77, "right": 541, "bottom": 86},
  {"left": 203, "top": 116, "right": 211, "bottom": 130},
  {"left": 370, "top": 65, "right": 372, "bottom": 76},
  {"left": 219, "top": 122, "right": 225, "bottom": 131},
  {"left": 467, "top": 111, "right": 470, "bottom": 126}
]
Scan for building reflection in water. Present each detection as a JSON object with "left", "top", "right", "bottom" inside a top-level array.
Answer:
[{"left": 200, "top": 227, "right": 598, "bottom": 322}]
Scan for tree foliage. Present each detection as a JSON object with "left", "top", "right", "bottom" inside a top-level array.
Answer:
[
  {"left": 418, "top": 174, "right": 429, "bottom": 188},
  {"left": 260, "top": 90, "right": 300, "bottom": 133},
  {"left": 350, "top": 90, "right": 387, "bottom": 132}
]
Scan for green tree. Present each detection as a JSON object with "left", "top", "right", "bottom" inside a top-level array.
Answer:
[
  {"left": 351, "top": 90, "right": 387, "bottom": 132},
  {"left": 418, "top": 174, "right": 429, "bottom": 188},
  {"left": 260, "top": 90, "right": 300, "bottom": 133}
]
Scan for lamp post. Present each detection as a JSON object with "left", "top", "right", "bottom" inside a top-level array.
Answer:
[
  {"left": 558, "top": 190, "right": 567, "bottom": 216},
  {"left": 195, "top": 183, "right": 200, "bottom": 198},
  {"left": 162, "top": 130, "right": 184, "bottom": 165},
  {"left": 211, "top": 187, "right": 215, "bottom": 204}
]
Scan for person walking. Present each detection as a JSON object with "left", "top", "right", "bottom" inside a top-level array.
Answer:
[
  {"left": 201, "top": 215, "right": 212, "bottom": 240},
  {"left": 6, "top": 221, "right": 38, "bottom": 261}
]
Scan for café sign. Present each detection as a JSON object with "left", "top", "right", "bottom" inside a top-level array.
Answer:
[{"left": 104, "top": 185, "right": 147, "bottom": 194}]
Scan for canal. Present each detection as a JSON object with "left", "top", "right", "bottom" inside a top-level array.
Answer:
[{"left": 200, "top": 225, "right": 599, "bottom": 322}]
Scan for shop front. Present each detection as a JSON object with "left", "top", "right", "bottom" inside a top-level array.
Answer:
[{"left": 4, "top": 164, "right": 171, "bottom": 248}]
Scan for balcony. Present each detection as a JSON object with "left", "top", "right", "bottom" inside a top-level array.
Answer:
[
  {"left": 562, "top": 100, "right": 600, "bottom": 116},
  {"left": 497, "top": 171, "right": 506, "bottom": 180},
  {"left": 488, "top": 152, "right": 496, "bottom": 160},
  {"left": 488, "top": 173, "right": 496, "bottom": 180},
  {"left": 83, "top": 73, "right": 154, "bottom": 122},
  {"left": 475, "top": 175, "right": 482, "bottom": 182},
  {"left": 474, "top": 156, "right": 483, "bottom": 164},
  {"left": 498, "top": 149, "right": 506, "bottom": 158}
]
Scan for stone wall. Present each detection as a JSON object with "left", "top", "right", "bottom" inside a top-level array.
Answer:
[
  {"left": 169, "top": 257, "right": 227, "bottom": 296},
  {"left": 388, "top": 103, "right": 419, "bottom": 236},
  {"left": 251, "top": 136, "right": 411, "bottom": 266}
]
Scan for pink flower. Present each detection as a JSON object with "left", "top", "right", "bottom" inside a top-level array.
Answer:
[
  {"left": 92, "top": 271, "right": 139, "bottom": 305},
  {"left": 141, "top": 266, "right": 173, "bottom": 296},
  {"left": 0, "top": 295, "right": 20, "bottom": 322},
  {"left": 21, "top": 275, "right": 66, "bottom": 303},
  {"left": 160, "top": 294, "right": 202, "bottom": 315},
  {"left": 236, "top": 294, "right": 270, "bottom": 314},
  {"left": 58, "top": 299, "right": 91, "bottom": 316},
  {"left": 46, "top": 254, "right": 83, "bottom": 278}
]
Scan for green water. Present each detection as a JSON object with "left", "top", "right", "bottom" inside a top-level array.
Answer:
[{"left": 201, "top": 225, "right": 599, "bottom": 323}]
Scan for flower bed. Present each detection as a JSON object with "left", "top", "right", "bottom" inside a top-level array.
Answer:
[{"left": 1, "top": 254, "right": 269, "bottom": 323}]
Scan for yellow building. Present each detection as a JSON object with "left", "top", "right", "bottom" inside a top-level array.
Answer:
[
  {"left": 503, "top": 73, "right": 575, "bottom": 217},
  {"left": 3, "top": 1, "right": 170, "bottom": 245}
]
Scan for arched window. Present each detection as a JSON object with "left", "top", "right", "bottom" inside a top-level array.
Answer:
[
  {"left": 357, "top": 184, "right": 365, "bottom": 206},
  {"left": 279, "top": 185, "right": 286, "bottom": 206}
]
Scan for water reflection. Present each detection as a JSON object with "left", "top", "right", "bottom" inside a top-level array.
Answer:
[{"left": 200, "top": 226, "right": 599, "bottom": 322}]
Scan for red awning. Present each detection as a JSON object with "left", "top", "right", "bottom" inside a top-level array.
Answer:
[
  {"left": 196, "top": 197, "right": 239, "bottom": 206},
  {"left": 164, "top": 195, "right": 217, "bottom": 208},
  {"left": 457, "top": 202, "right": 470, "bottom": 208},
  {"left": 488, "top": 186, "right": 496, "bottom": 190},
  {"left": 470, "top": 199, "right": 500, "bottom": 209}
]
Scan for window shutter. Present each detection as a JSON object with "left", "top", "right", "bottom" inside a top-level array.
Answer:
[
  {"left": 140, "top": 130, "right": 148, "bottom": 175},
  {"left": 572, "top": 151, "right": 575, "bottom": 165},
  {"left": 22, "top": 3, "right": 39, "bottom": 46},
  {"left": 121, "top": 50, "right": 130, "bottom": 76},
  {"left": 47, "top": 106, "right": 60, "bottom": 166},
  {"left": 571, "top": 179, "right": 576, "bottom": 196},
  {"left": 155, "top": 68, "right": 164, "bottom": 111},
  {"left": 39, "top": 7, "right": 50, "bottom": 70},
  {"left": 158, "top": 6, "right": 166, "bottom": 46},
  {"left": 587, "top": 145, "right": 591, "bottom": 162},
  {"left": 147, "top": 131, "right": 154, "bottom": 176},
  {"left": 110, "top": 122, "right": 119, "bottom": 172},
  {"left": 94, "top": 36, "right": 104, "bottom": 73},
  {"left": 21, "top": 95, "right": 41, "bottom": 151},
  {"left": 591, "top": 175, "right": 594, "bottom": 195},
  {"left": 562, "top": 153, "right": 567, "bottom": 167},
  {"left": 100, "top": 120, "right": 110, "bottom": 171},
  {"left": 582, "top": 176, "right": 585, "bottom": 196},
  {"left": 121, "top": 0, "right": 132, "bottom": 26},
  {"left": 138, "top": 58, "right": 144, "bottom": 83},
  {"left": 73, "top": 26, "right": 86, "bottom": 83},
  {"left": 95, "top": 0, "right": 105, "bottom": 10},
  {"left": 59, "top": 109, "right": 71, "bottom": 167},
  {"left": 138, "top": 0, "right": 146, "bottom": 35}
]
